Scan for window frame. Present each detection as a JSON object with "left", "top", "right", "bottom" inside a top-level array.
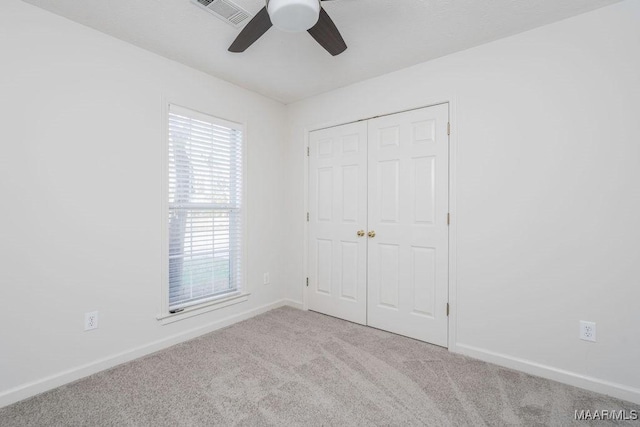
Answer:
[{"left": 158, "top": 101, "right": 249, "bottom": 325}]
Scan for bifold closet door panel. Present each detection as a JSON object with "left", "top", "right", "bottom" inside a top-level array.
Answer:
[
  {"left": 308, "top": 121, "right": 368, "bottom": 325},
  {"left": 366, "top": 104, "right": 449, "bottom": 346}
]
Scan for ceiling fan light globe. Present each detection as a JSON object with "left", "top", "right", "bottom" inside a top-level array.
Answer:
[{"left": 267, "top": 0, "right": 320, "bottom": 33}]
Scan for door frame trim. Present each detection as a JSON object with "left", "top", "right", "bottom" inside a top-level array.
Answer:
[{"left": 303, "top": 96, "right": 459, "bottom": 351}]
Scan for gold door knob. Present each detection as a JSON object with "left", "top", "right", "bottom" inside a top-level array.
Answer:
[
  {"left": 357, "top": 230, "right": 365, "bottom": 237},
  {"left": 368, "top": 231, "right": 376, "bottom": 238}
]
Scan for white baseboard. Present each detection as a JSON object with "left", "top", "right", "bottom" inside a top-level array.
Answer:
[
  {"left": 0, "top": 299, "right": 301, "bottom": 409},
  {"left": 452, "top": 343, "right": 640, "bottom": 405},
  {"left": 281, "top": 298, "right": 304, "bottom": 310}
]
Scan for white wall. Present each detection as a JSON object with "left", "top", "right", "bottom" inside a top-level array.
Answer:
[
  {"left": 284, "top": 0, "right": 640, "bottom": 403},
  {"left": 0, "top": 0, "right": 288, "bottom": 406}
]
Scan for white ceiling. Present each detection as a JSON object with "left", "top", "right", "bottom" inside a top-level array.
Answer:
[{"left": 23, "top": 0, "right": 621, "bottom": 104}]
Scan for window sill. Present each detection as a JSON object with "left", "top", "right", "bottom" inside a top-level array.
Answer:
[{"left": 157, "top": 292, "right": 250, "bottom": 325}]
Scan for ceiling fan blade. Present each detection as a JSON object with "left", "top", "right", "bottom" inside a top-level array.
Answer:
[
  {"left": 228, "top": 6, "right": 272, "bottom": 53},
  {"left": 307, "top": 8, "right": 347, "bottom": 56}
]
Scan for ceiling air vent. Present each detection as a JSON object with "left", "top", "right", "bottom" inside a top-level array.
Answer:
[{"left": 192, "top": 0, "right": 251, "bottom": 28}]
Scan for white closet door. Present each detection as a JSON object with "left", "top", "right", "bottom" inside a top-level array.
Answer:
[
  {"left": 367, "top": 104, "right": 449, "bottom": 346},
  {"left": 308, "top": 121, "right": 368, "bottom": 325}
]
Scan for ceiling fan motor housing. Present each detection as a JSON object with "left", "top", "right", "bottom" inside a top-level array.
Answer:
[{"left": 267, "top": 0, "right": 321, "bottom": 32}]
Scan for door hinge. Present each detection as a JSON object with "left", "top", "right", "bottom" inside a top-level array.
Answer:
[
  {"left": 307, "top": 212, "right": 310, "bottom": 222},
  {"left": 446, "top": 303, "right": 450, "bottom": 316},
  {"left": 447, "top": 122, "right": 450, "bottom": 136},
  {"left": 307, "top": 146, "right": 310, "bottom": 156},
  {"left": 447, "top": 213, "right": 450, "bottom": 226},
  {"left": 306, "top": 277, "right": 309, "bottom": 287}
]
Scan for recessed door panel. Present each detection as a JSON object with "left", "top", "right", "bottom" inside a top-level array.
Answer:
[
  {"left": 379, "top": 160, "right": 399, "bottom": 223},
  {"left": 411, "top": 246, "right": 436, "bottom": 318},
  {"left": 340, "top": 241, "right": 358, "bottom": 300},
  {"left": 317, "top": 167, "right": 333, "bottom": 221},
  {"left": 318, "top": 138, "right": 333, "bottom": 157},
  {"left": 342, "top": 134, "right": 359, "bottom": 153},
  {"left": 379, "top": 126, "right": 400, "bottom": 147},
  {"left": 412, "top": 120, "right": 436, "bottom": 143},
  {"left": 378, "top": 244, "right": 400, "bottom": 309},
  {"left": 413, "top": 156, "right": 435, "bottom": 224},
  {"left": 316, "top": 239, "right": 332, "bottom": 294},
  {"left": 342, "top": 165, "right": 359, "bottom": 222}
]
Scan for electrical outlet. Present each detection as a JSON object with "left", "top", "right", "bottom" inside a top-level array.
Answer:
[
  {"left": 85, "top": 311, "right": 98, "bottom": 331},
  {"left": 579, "top": 320, "right": 596, "bottom": 342},
  {"left": 263, "top": 273, "right": 270, "bottom": 285}
]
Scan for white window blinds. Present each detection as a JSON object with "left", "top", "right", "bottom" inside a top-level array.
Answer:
[{"left": 167, "top": 104, "right": 243, "bottom": 311}]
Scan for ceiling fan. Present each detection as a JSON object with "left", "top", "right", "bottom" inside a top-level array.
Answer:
[{"left": 228, "top": 0, "right": 347, "bottom": 56}]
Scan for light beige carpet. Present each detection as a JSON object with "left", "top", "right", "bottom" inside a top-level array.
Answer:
[{"left": 0, "top": 306, "right": 637, "bottom": 426}]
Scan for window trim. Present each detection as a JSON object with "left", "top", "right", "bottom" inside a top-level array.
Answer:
[
  {"left": 157, "top": 293, "right": 249, "bottom": 325},
  {"left": 159, "top": 100, "right": 249, "bottom": 324}
]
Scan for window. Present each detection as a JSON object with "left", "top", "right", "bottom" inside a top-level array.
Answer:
[{"left": 166, "top": 104, "right": 243, "bottom": 313}]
